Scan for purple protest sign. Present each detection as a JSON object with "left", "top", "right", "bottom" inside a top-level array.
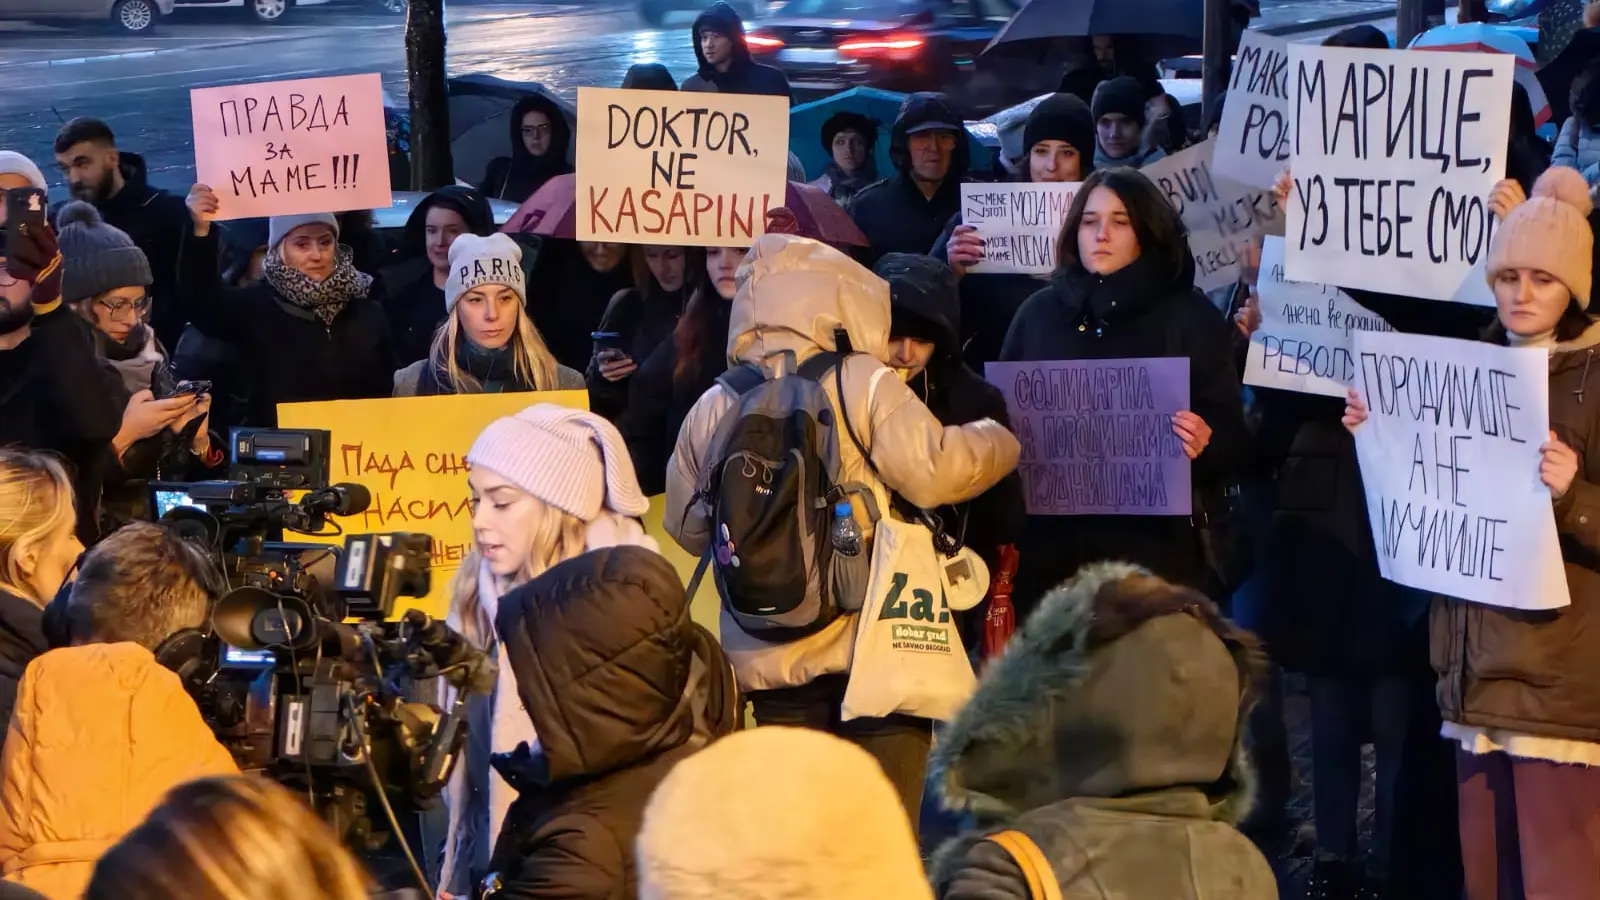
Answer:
[{"left": 985, "top": 358, "right": 1192, "bottom": 516}]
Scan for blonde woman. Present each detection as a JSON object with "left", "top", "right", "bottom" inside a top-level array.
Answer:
[
  {"left": 436, "top": 403, "right": 655, "bottom": 898},
  {"left": 83, "top": 776, "right": 371, "bottom": 900},
  {"left": 393, "top": 234, "right": 585, "bottom": 397},
  {"left": 0, "top": 450, "right": 80, "bottom": 736}
]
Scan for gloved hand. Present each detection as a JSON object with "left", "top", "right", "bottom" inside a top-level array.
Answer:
[{"left": 2, "top": 215, "right": 63, "bottom": 309}]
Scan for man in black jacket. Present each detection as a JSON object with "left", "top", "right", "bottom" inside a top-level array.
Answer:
[
  {"left": 53, "top": 119, "right": 193, "bottom": 351},
  {"left": 850, "top": 93, "right": 970, "bottom": 267},
  {"left": 681, "top": 1, "right": 791, "bottom": 98}
]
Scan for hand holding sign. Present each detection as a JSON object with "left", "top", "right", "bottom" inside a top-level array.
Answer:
[
  {"left": 1542, "top": 431, "right": 1579, "bottom": 499},
  {"left": 186, "top": 184, "right": 220, "bottom": 237},
  {"left": 946, "top": 224, "right": 985, "bottom": 275}
]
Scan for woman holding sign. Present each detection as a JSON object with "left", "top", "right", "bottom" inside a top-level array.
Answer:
[
  {"left": 1346, "top": 167, "right": 1600, "bottom": 899},
  {"left": 998, "top": 167, "right": 1247, "bottom": 615}
]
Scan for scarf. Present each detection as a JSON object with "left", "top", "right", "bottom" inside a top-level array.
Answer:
[
  {"left": 263, "top": 245, "right": 373, "bottom": 327},
  {"left": 417, "top": 334, "right": 531, "bottom": 396},
  {"left": 98, "top": 324, "right": 170, "bottom": 396},
  {"left": 823, "top": 160, "right": 879, "bottom": 204}
]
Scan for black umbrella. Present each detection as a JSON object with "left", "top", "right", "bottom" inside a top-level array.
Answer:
[
  {"left": 984, "top": 0, "right": 1205, "bottom": 58},
  {"left": 447, "top": 75, "right": 578, "bottom": 190},
  {"left": 1537, "top": 27, "right": 1598, "bottom": 125}
]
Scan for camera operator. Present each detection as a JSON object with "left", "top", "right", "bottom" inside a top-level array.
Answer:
[{"left": 0, "top": 522, "right": 236, "bottom": 900}]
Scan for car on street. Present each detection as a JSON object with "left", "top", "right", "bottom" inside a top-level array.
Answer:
[
  {"left": 170, "top": 0, "right": 403, "bottom": 26},
  {"left": 638, "top": 0, "right": 761, "bottom": 27},
  {"left": 743, "top": 0, "right": 1048, "bottom": 114},
  {"left": 0, "top": 0, "right": 174, "bottom": 34}
]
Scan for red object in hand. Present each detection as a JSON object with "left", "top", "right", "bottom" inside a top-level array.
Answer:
[
  {"left": 982, "top": 545, "right": 1020, "bottom": 665},
  {"left": 4, "top": 219, "right": 62, "bottom": 309}
]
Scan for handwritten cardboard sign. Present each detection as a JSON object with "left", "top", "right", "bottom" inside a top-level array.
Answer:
[
  {"left": 1285, "top": 45, "right": 1514, "bottom": 301},
  {"left": 576, "top": 87, "right": 790, "bottom": 247},
  {"left": 1214, "top": 29, "right": 1293, "bottom": 189},
  {"left": 1244, "top": 236, "right": 1393, "bottom": 397},
  {"left": 959, "top": 182, "right": 1080, "bottom": 275},
  {"left": 191, "top": 73, "right": 392, "bottom": 221},
  {"left": 1141, "top": 138, "right": 1286, "bottom": 292},
  {"left": 1350, "top": 330, "right": 1567, "bottom": 609},
  {"left": 985, "top": 358, "right": 1191, "bottom": 516}
]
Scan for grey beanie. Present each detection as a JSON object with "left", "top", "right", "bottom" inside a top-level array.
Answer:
[
  {"left": 54, "top": 201, "right": 152, "bottom": 304},
  {"left": 267, "top": 212, "right": 340, "bottom": 250}
]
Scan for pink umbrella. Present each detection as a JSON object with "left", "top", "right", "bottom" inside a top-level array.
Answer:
[{"left": 503, "top": 174, "right": 867, "bottom": 247}]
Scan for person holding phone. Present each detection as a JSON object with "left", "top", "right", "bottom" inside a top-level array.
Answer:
[{"left": 585, "top": 245, "right": 699, "bottom": 420}]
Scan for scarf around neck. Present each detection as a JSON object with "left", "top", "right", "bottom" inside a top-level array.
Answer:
[{"left": 264, "top": 244, "right": 373, "bottom": 327}]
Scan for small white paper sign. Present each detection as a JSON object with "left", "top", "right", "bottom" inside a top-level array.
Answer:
[
  {"left": 1245, "top": 236, "right": 1393, "bottom": 397},
  {"left": 1214, "top": 29, "right": 1293, "bottom": 190},
  {"left": 1350, "top": 330, "right": 1568, "bottom": 609},
  {"left": 959, "top": 182, "right": 1080, "bottom": 275}
]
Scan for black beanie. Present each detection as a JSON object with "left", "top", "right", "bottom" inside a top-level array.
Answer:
[
  {"left": 1023, "top": 93, "right": 1095, "bottom": 162},
  {"left": 1091, "top": 76, "right": 1148, "bottom": 126},
  {"left": 821, "top": 111, "right": 878, "bottom": 151}
]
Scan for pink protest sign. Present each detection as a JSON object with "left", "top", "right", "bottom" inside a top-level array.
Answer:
[
  {"left": 985, "top": 358, "right": 1192, "bottom": 516},
  {"left": 190, "top": 73, "right": 392, "bottom": 221}
]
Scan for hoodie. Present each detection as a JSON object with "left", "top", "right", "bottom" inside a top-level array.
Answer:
[
  {"left": 849, "top": 93, "right": 973, "bottom": 268},
  {"left": 481, "top": 547, "right": 729, "bottom": 900},
  {"left": 480, "top": 94, "right": 574, "bottom": 205},
  {"left": 378, "top": 186, "right": 497, "bottom": 365},
  {"left": 928, "top": 562, "right": 1276, "bottom": 900},
  {"left": 681, "top": 2, "right": 792, "bottom": 99}
]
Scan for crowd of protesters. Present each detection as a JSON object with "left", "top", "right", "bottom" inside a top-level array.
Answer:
[{"left": 0, "top": 1, "right": 1597, "bottom": 898}]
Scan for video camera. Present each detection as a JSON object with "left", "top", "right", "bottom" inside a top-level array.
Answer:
[{"left": 154, "top": 428, "right": 495, "bottom": 879}]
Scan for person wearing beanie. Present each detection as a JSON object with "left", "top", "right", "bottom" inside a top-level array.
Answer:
[
  {"left": 851, "top": 92, "right": 972, "bottom": 267},
  {"left": 177, "top": 183, "right": 395, "bottom": 426},
  {"left": 436, "top": 404, "right": 663, "bottom": 898},
  {"left": 636, "top": 727, "right": 933, "bottom": 900},
  {"left": 378, "top": 185, "right": 497, "bottom": 366},
  {"left": 54, "top": 202, "right": 222, "bottom": 523},
  {"left": 812, "top": 111, "right": 880, "bottom": 205},
  {"left": 0, "top": 153, "right": 47, "bottom": 193},
  {"left": 681, "top": 1, "right": 790, "bottom": 98},
  {"left": 1345, "top": 166, "right": 1600, "bottom": 900},
  {"left": 1091, "top": 75, "right": 1163, "bottom": 169},
  {"left": 928, "top": 562, "right": 1276, "bottom": 900},
  {"left": 936, "top": 93, "right": 1095, "bottom": 370},
  {"left": 392, "top": 233, "right": 581, "bottom": 397}
]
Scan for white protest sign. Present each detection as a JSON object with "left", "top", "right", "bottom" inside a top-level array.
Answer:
[
  {"left": 1351, "top": 330, "right": 1568, "bottom": 609},
  {"left": 1142, "top": 138, "right": 1287, "bottom": 292},
  {"left": 1214, "top": 30, "right": 1293, "bottom": 189},
  {"left": 1285, "top": 45, "right": 1514, "bottom": 301},
  {"left": 576, "top": 87, "right": 790, "bottom": 247},
  {"left": 959, "top": 182, "right": 1079, "bottom": 275},
  {"left": 1244, "top": 236, "right": 1393, "bottom": 397},
  {"left": 190, "top": 73, "right": 392, "bottom": 221},
  {"left": 1451, "top": 258, "right": 1496, "bottom": 307}
]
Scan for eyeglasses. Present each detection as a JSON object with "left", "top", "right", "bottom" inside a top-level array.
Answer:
[
  {"left": 94, "top": 295, "right": 152, "bottom": 320},
  {"left": 521, "top": 124, "right": 553, "bottom": 138}
]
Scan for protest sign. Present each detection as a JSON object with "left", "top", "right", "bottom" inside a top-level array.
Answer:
[
  {"left": 191, "top": 73, "right": 391, "bottom": 220},
  {"left": 1350, "top": 330, "right": 1568, "bottom": 609},
  {"left": 959, "top": 182, "right": 1079, "bottom": 275},
  {"left": 1141, "top": 138, "right": 1286, "bottom": 291},
  {"left": 1214, "top": 29, "right": 1293, "bottom": 189},
  {"left": 1244, "top": 236, "right": 1393, "bottom": 397},
  {"left": 576, "top": 87, "right": 790, "bottom": 247},
  {"left": 1284, "top": 45, "right": 1514, "bottom": 301},
  {"left": 985, "top": 358, "right": 1191, "bottom": 516}
]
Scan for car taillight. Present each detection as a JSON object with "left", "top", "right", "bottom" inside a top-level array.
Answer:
[
  {"left": 746, "top": 33, "right": 784, "bottom": 52},
  {"left": 837, "top": 34, "right": 925, "bottom": 62}
]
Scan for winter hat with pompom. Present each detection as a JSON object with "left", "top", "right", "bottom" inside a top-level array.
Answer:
[
  {"left": 54, "top": 200, "right": 152, "bottom": 304},
  {"left": 1488, "top": 166, "right": 1594, "bottom": 308},
  {"left": 635, "top": 727, "right": 935, "bottom": 900}
]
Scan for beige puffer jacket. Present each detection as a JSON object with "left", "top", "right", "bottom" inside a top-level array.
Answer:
[{"left": 665, "top": 234, "right": 1021, "bottom": 693}]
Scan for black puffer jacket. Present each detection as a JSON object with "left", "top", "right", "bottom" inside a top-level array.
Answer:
[
  {"left": 378, "top": 185, "right": 497, "bottom": 366},
  {"left": 0, "top": 589, "right": 46, "bottom": 752},
  {"left": 850, "top": 93, "right": 972, "bottom": 267},
  {"left": 999, "top": 251, "right": 1247, "bottom": 615},
  {"left": 482, "top": 547, "right": 731, "bottom": 900},
  {"left": 680, "top": 2, "right": 791, "bottom": 98},
  {"left": 480, "top": 94, "right": 574, "bottom": 205}
]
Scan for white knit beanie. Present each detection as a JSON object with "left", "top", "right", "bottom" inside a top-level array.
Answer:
[
  {"left": 446, "top": 233, "right": 526, "bottom": 310},
  {"left": 267, "top": 212, "right": 340, "bottom": 250},
  {"left": 636, "top": 727, "right": 935, "bottom": 900},
  {"left": 466, "top": 403, "right": 648, "bottom": 522},
  {"left": 0, "top": 151, "right": 47, "bottom": 191}
]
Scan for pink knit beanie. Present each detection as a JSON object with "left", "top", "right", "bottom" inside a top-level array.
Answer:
[
  {"left": 1487, "top": 166, "right": 1594, "bottom": 308},
  {"left": 466, "top": 404, "right": 649, "bottom": 521}
]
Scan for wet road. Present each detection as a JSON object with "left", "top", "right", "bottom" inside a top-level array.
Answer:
[{"left": 0, "top": 0, "right": 1399, "bottom": 196}]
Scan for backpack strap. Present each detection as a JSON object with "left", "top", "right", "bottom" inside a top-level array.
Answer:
[
  {"left": 987, "top": 830, "right": 1062, "bottom": 900},
  {"left": 716, "top": 363, "right": 768, "bottom": 397},
  {"left": 795, "top": 350, "right": 844, "bottom": 382}
]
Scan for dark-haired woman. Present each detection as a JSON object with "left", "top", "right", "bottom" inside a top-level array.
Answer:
[
  {"left": 999, "top": 166, "right": 1247, "bottom": 615},
  {"left": 586, "top": 245, "right": 701, "bottom": 420},
  {"left": 617, "top": 246, "right": 743, "bottom": 496}
]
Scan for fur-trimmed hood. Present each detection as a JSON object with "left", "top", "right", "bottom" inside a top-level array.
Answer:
[{"left": 930, "top": 562, "right": 1265, "bottom": 825}]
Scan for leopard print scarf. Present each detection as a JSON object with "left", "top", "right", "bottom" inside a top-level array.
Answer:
[{"left": 264, "top": 244, "right": 374, "bottom": 326}]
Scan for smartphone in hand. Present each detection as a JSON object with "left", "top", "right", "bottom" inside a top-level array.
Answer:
[{"left": 3, "top": 187, "right": 48, "bottom": 261}]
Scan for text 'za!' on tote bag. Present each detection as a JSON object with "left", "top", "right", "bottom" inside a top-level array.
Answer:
[{"left": 841, "top": 517, "right": 978, "bottom": 722}]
